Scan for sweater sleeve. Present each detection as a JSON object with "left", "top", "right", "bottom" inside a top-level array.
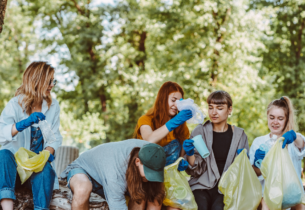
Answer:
[
  {"left": 0, "top": 100, "right": 18, "bottom": 144},
  {"left": 44, "top": 102, "right": 62, "bottom": 156},
  {"left": 185, "top": 125, "right": 207, "bottom": 177},
  {"left": 290, "top": 133, "right": 305, "bottom": 161}
]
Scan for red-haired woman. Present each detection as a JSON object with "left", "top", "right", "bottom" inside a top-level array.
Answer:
[
  {"left": 0, "top": 62, "right": 62, "bottom": 210},
  {"left": 135, "top": 81, "right": 192, "bottom": 170}
]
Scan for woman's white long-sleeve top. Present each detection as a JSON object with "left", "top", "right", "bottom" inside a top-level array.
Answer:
[
  {"left": 249, "top": 133, "right": 305, "bottom": 194},
  {"left": 0, "top": 96, "right": 62, "bottom": 189}
]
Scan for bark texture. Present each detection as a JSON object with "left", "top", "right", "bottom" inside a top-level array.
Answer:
[
  {"left": 0, "top": 0, "right": 8, "bottom": 33},
  {"left": 0, "top": 180, "right": 109, "bottom": 210}
]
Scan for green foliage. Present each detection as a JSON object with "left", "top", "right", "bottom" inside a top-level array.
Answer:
[
  {"left": 252, "top": 0, "right": 305, "bottom": 132},
  {"left": 59, "top": 102, "right": 107, "bottom": 152},
  {"left": 0, "top": 2, "right": 38, "bottom": 109},
  {"left": 1, "top": 0, "right": 305, "bottom": 150}
]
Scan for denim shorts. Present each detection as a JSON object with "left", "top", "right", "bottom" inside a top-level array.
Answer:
[
  {"left": 67, "top": 167, "right": 131, "bottom": 198},
  {"left": 67, "top": 167, "right": 105, "bottom": 198}
]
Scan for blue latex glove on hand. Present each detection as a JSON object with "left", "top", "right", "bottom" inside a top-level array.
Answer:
[
  {"left": 178, "top": 159, "right": 189, "bottom": 171},
  {"left": 183, "top": 139, "right": 195, "bottom": 156},
  {"left": 237, "top": 148, "right": 249, "bottom": 158},
  {"left": 16, "top": 112, "right": 46, "bottom": 132},
  {"left": 282, "top": 130, "right": 297, "bottom": 149},
  {"left": 48, "top": 154, "right": 55, "bottom": 162},
  {"left": 165, "top": 110, "right": 192, "bottom": 132},
  {"left": 254, "top": 149, "right": 265, "bottom": 168}
]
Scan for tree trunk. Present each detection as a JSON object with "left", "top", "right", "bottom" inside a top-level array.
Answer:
[
  {"left": 0, "top": 180, "right": 109, "bottom": 210},
  {"left": 0, "top": 0, "right": 8, "bottom": 34}
]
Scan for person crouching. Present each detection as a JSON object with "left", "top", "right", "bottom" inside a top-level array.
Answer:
[{"left": 60, "top": 139, "right": 166, "bottom": 210}]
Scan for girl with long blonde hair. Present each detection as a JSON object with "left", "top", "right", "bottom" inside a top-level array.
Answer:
[
  {"left": 249, "top": 96, "right": 305, "bottom": 210},
  {"left": 0, "top": 62, "right": 62, "bottom": 210}
]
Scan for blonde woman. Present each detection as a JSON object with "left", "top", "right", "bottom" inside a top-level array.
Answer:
[
  {"left": 0, "top": 62, "right": 62, "bottom": 210},
  {"left": 249, "top": 97, "right": 305, "bottom": 210}
]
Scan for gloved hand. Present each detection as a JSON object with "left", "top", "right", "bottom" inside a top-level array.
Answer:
[
  {"left": 282, "top": 130, "right": 297, "bottom": 149},
  {"left": 178, "top": 159, "right": 189, "bottom": 171},
  {"left": 254, "top": 149, "right": 265, "bottom": 168},
  {"left": 183, "top": 139, "right": 195, "bottom": 156},
  {"left": 237, "top": 148, "right": 249, "bottom": 158},
  {"left": 48, "top": 153, "right": 55, "bottom": 162},
  {"left": 165, "top": 110, "right": 192, "bottom": 132},
  {"left": 16, "top": 112, "right": 46, "bottom": 132}
]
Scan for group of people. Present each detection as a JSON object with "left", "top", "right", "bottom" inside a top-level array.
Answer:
[{"left": 0, "top": 61, "right": 304, "bottom": 210}]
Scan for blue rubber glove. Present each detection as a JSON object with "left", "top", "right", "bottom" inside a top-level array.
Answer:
[
  {"left": 183, "top": 139, "right": 195, "bottom": 156},
  {"left": 48, "top": 153, "right": 55, "bottom": 162},
  {"left": 178, "top": 159, "right": 189, "bottom": 171},
  {"left": 254, "top": 149, "right": 265, "bottom": 168},
  {"left": 16, "top": 112, "right": 46, "bottom": 132},
  {"left": 237, "top": 148, "right": 249, "bottom": 158},
  {"left": 165, "top": 110, "right": 192, "bottom": 132},
  {"left": 282, "top": 130, "right": 297, "bottom": 149},
  {"left": 237, "top": 148, "right": 244, "bottom": 155}
]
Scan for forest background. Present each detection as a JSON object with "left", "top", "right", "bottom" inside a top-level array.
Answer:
[{"left": 1, "top": 0, "right": 305, "bottom": 154}]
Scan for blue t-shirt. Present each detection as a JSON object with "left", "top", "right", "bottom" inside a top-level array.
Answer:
[{"left": 30, "top": 126, "right": 44, "bottom": 154}]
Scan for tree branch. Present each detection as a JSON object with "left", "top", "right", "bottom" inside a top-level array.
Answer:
[
  {"left": 296, "top": 18, "right": 305, "bottom": 65},
  {"left": 211, "top": 7, "right": 231, "bottom": 85},
  {"left": 0, "top": 0, "right": 8, "bottom": 33},
  {"left": 71, "top": 0, "right": 84, "bottom": 15}
]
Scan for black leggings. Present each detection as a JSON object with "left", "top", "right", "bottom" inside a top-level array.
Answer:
[{"left": 193, "top": 186, "right": 224, "bottom": 210}]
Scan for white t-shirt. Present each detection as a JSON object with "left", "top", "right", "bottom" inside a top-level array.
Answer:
[{"left": 249, "top": 133, "right": 305, "bottom": 194}]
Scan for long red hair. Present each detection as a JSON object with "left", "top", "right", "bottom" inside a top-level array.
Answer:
[
  {"left": 126, "top": 147, "right": 165, "bottom": 205},
  {"left": 135, "top": 81, "right": 186, "bottom": 144}
]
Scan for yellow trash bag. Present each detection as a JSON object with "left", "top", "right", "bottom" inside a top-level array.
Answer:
[
  {"left": 261, "top": 137, "right": 304, "bottom": 210},
  {"left": 163, "top": 157, "right": 197, "bottom": 210},
  {"left": 14, "top": 147, "right": 50, "bottom": 184},
  {"left": 219, "top": 149, "right": 262, "bottom": 210}
]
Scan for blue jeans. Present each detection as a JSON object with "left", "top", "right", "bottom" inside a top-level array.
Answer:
[
  {"left": 163, "top": 139, "right": 181, "bottom": 166},
  {"left": 0, "top": 149, "right": 55, "bottom": 210}
]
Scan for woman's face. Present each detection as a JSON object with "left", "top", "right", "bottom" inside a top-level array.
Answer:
[
  {"left": 208, "top": 103, "right": 232, "bottom": 124},
  {"left": 267, "top": 106, "right": 286, "bottom": 136},
  {"left": 168, "top": 91, "right": 183, "bottom": 117},
  {"left": 46, "top": 75, "right": 55, "bottom": 95},
  {"left": 135, "top": 158, "right": 148, "bottom": 182}
]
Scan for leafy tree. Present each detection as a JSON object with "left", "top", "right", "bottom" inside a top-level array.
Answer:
[
  {"left": 252, "top": 0, "right": 305, "bottom": 132},
  {"left": 0, "top": 1, "right": 38, "bottom": 110}
]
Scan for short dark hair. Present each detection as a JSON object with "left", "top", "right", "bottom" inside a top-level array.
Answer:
[{"left": 207, "top": 90, "right": 233, "bottom": 107}]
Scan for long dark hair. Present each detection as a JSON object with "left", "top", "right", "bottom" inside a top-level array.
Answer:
[{"left": 126, "top": 147, "right": 165, "bottom": 205}]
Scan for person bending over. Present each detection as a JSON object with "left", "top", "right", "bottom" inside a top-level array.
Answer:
[
  {"left": 0, "top": 62, "right": 62, "bottom": 210},
  {"left": 60, "top": 139, "right": 166, "bottom": 210}
]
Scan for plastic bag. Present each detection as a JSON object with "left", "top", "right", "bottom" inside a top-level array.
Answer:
[
  {"left": 261, "top": 137, "right": 304, "bottom": 210},
  {"left": 14, "top": 147, "right": 50, "bottom": 184},
  {"left": 176, "top": 98, "right": 205, "bottom": 124},
  {"left": 38, "top": 119, "right": 57, "bottom": 144},
  {"left": 163, "top": 157, "right": 197, "bottom": 210},
  {"left": 218, "top": 149, "right": 262, "bottom": 210}
]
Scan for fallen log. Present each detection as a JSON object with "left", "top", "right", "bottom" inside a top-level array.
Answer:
[{"left": 0, "top": 180, "right": 109, "bottom": 210}]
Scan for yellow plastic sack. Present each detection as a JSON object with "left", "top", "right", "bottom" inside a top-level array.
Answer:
[
  {"left": 261, "top": 137, "right": 304, "bottom": 210},
  {"left": 163, "top": 157, "right": 197, "bottom": 210},
  {"left": 219, "top": 149, "right": 262, "bottom": 210},
  {"left": 14, "top": 147, "right": 50, "bottom": 184}
]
